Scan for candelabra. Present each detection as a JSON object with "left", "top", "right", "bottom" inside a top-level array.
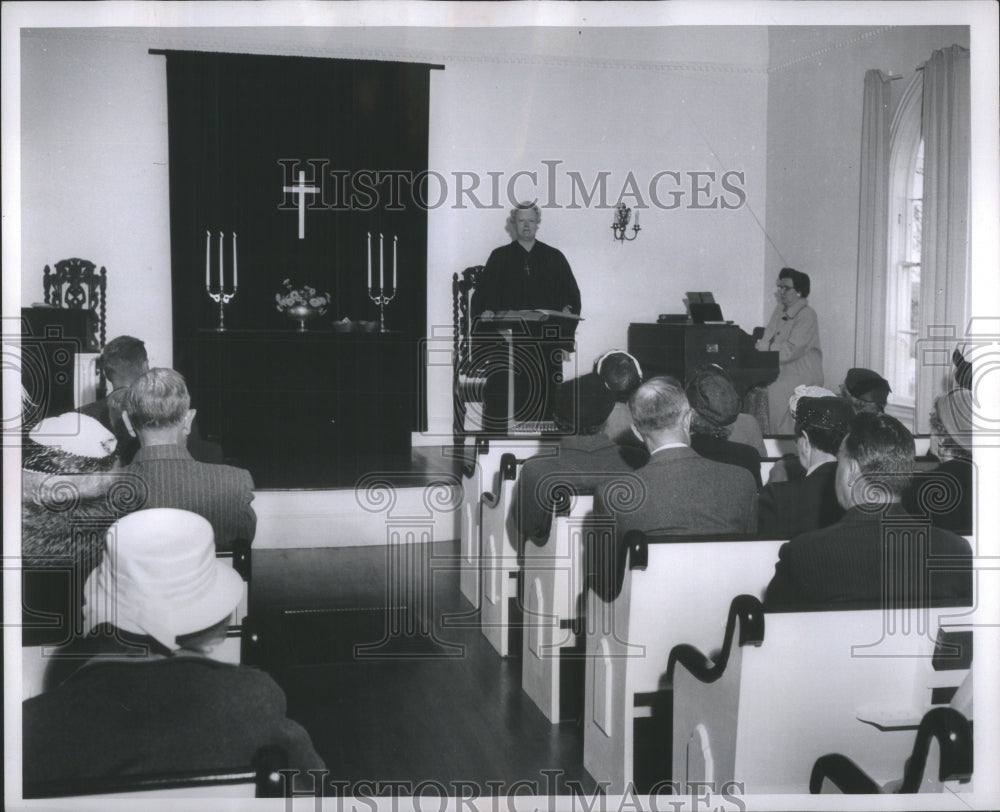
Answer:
[
  {"left": 611, "top": 202, "right": 641, "bottom": 242},
  {"left": 368, "top": 281, "right": 396, "bottom": 333},
  {"left": 206, "top": 230, "right": 238, "bottom": 330},
  {"left": 367, "top": 232, "right": 398, "bottom": 332}
]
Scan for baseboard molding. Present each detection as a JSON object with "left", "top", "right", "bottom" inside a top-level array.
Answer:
[{"left": 253, "top": 486, "right": 461, "bottom": 549}]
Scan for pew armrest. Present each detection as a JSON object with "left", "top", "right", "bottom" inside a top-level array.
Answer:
[
  {"left": 481, "top": 453, "right": 521, "bottom": 508},
  {"left": 810, "top": 707, "right": 973, "bottom": 794},
  {"left": 667, "top": 595, "right": 765, "bottom": 687}
]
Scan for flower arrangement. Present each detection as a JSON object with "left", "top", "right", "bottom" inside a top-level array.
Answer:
[{"left": 275, "top": 279, "right": 332, "bottom": 314}]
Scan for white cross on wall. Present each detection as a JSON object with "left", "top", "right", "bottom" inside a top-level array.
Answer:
[{"left": 282, "top": 171, "right": 320, "bottom": 239}]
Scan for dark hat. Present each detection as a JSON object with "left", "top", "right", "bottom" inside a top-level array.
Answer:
[
  {"left": 552, "top": 373, "right": 616, "bottom": 432},
  {"left": 793, "top": 396, "right": 854, "bottom": 435},
  {"left": 843, "top": 368, "right": 891, "bottom": 404},
  {"left": 686, "top": 365, "right": 740, "bottom": 427}
]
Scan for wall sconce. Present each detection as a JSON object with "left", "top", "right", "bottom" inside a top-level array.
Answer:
[{"left": 611, "top": 202, "right": 640, "bottom": 242}]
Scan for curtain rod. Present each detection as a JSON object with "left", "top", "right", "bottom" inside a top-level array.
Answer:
[{"left": 148, "top": 48, "right": 444, "bottom": 69}]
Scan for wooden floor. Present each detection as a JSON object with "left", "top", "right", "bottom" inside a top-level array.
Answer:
[{"left": 250, "top": 540, "right": 598, "bottom": 796}]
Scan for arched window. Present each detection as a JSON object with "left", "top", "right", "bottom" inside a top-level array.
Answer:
[{"left": 884, "top": 75, "right": 924, "bottom": 423}]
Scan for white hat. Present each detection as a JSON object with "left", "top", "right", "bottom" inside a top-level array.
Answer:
[
  {"left": 28, "top": 413, "right": 117, "bottom": 459},
  {"left": 84, "top": 509, "right": 245, "bottom": 650}
]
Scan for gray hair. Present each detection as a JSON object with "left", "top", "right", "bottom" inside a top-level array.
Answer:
[
  {"left": 125, "top": 368, "right": 191, "bottom": 430},
  {"left": 629, "top": 376, "right": 689, "bottom": 436}
]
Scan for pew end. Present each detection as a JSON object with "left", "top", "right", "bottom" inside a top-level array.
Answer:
[
  {"left": 582, "top": 533, "right": 785, "bottom": 793},
  {"left": 522, "top": 494, "right": 613, "bottom": 723},
  {"left": 670, "top": 597, "right": 974, "bottom": 794}
]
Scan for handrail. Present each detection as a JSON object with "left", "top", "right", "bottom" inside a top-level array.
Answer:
[
  {"left": 23, "top": 744, "right": 290, "bottom": 799},
  {"left": 809, "top": 707, "right": 973, "bottom": 794},
  {"left": 665, "top": 595, "right": 765, "bottom": 688}
]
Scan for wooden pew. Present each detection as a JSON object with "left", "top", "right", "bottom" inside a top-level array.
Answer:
[
  {"left": 521, "top": 494, "right": 616, "bottom": 723},
  {"left": 810, "top": 706, "right": 973, "bottom": 794},
  {"left": 22, "top": 744, "right": 291, "bottom": 800},
  {"left": 669, "top": 596, "right": 973, "bottom": 794},
  {"left": 479, "top": 450, "right": 543, "bottom": 656},
  {"left": 457, "top": 436, "right": 547, "bottom": 607},
  {"left": 582, "top": 531, "right": 786, "bottom": 793}
]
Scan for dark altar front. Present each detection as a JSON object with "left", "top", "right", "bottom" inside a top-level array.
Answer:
[{"left": 182, "top": 330, "right": 413, "bottom": 488}]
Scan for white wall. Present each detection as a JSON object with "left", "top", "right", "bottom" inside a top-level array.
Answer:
[
  {"left": 20, "top": 26, "right": 771, "bottom": 441},
  {"left": 20, "top": 33, "right": 174, "bottom": 368},
  {"left": 424, "top": 55, "right": 769, "bottom": 438},
  {"left": 21, "top": 25, "right": 964, "bottom": 441},
  {"left": 763, "top": 26, "right": 971, "bottom": 397}
]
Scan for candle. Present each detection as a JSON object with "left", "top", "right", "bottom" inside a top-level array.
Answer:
[
  {"left": 218, "top": 231, "right": 224, "bottom": 290},
  {"left": 205, "top": 230, "right": 211, "bottom": 289},
  {"left": 232, "top": 232, "right": 238, "bottom": 289},
  {"left": 367, "top": 232, "right": 372, "bottom": 290},
  {"left": 393, "top": 235, "right": 398, "bottom": 290},
  {"left": 379, "top": 233, "right": 384, "bottom": 290}
]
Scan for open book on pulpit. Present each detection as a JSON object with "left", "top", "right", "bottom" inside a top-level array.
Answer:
[{"left": 479, "top": 309, "right": 583, "bottom": 324}]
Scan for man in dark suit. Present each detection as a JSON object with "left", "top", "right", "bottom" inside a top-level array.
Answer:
[
  {"left": 120, "top": 368, "right": 256, "bottom": 550},
  {"left": 596, "top": 376, "right": 758, "bottom": 537},
  {"left": 764, "top": 412, "right": 972, "bottom": 610},
  {"left": 757, "top": 395, "right": 853, "bottom": 538},
  {"left": 510, "top": 373, "right": 646, "bottom": 543},
  {"left": 686, "top": 364, "right": 763, "bottom": 487}
]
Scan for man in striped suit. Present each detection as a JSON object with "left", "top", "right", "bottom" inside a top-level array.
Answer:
[{"left": 121, "top": 368, "right": 256, "bottom": 550}]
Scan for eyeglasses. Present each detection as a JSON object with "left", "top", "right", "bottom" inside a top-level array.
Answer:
[{"left": 776, "top": 284, "right": 795, "bottom": 291}]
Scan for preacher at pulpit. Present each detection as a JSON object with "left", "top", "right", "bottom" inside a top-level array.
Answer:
[{"left": 471, "top": 203, "right": 581, "bottom": 429}]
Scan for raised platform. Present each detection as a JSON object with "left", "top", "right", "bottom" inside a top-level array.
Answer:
[{"left": 251, "top": 444, "right": 469, "bottom": 549}]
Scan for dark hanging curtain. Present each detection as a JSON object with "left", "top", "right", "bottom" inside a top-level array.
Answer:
[{"left": 162, "top": 50, "right": 432, "bottom": 430}]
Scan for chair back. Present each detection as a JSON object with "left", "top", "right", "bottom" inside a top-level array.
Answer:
[
  {"left": 453, "top": 266, "right": 484, "bottom": 436},
  {"left": 43, "top": 258, "right": 108, "bottom": 353}
]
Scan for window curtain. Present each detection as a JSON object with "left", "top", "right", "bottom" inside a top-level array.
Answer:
[
  {"left": 854, "top": 70, "right": 893, "bottom": 367},
  {"left": 916, "top": 45, "right": 970, "bottom": 434}
]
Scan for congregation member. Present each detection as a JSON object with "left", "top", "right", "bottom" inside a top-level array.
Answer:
[
  {"left": 757, "top": 395, "right": 852, "bottom": 538},
  {"left": 471, "top": 202, "right": 581, "bottom": 428},
  {"left": 596, "top": 376, "right": 757, "bottom": 537},
  {"left": 511, "top": 373, "right": 646, "bottom": 543},
  {"left": 77, "top": 335, "right": 148, "bottom": 462},
  {"left": 593, "top": 350, "right": 644, "bottom": 447},
  {"left": 686, "top": 364, "right": 763, "bottom": 487},
  {"left": 754, "top": 267, "right": 824, "bottom": 434},
  {"left": 904, "top": 387, "right": 974, "bottom": 535},
  {"left": 764, "top": 384, "right": 838, "bottom": 485},
  {"left": 21, "top": 413, "right": 124, "bottom": 644},
  {"left": 23, "top": 509, "right": 324, "bottom": 786},
  {"left": 78, "top": 335, "right": 221, "bottom": 464},
  {"left": 840, "top": 367, "right": 891, "bottom": 414},
  {"left": 121, "top": 368, "right": 256, "bottom": 549},
  {"left": 764, "top": 412, "right": 973, "bottom": 610}
]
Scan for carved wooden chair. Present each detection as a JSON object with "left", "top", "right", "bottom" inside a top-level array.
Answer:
[
  {"left": 452, "top": 266, "right": 485, "bottom": 437},
  {"left": 43, "top": 258, "right": 107, "bottom": 354}
]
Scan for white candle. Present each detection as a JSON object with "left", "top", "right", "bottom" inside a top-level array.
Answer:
[
  {"left": 205, "top": 230, "right": 211, "bottom": 289},
  {"left": 218, "top": 231, "right": 224, "bottom": 290},
  {"left": 393, "top": 235, "right": 398, "bottom": 290},
  {"left": 232, "top": 232, "right": 238, "bottom": 288},
  {"left": 367, "top": 232, "right": 372, "bottom": 290},
  {"left": 379, "top": 233, "right": 384, "bottom": 290}
]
